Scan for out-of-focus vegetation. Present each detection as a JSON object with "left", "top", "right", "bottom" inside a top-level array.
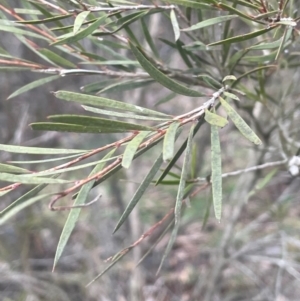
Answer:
[{"left": 1, "top": 0, "right": 300, "bottom": 300}]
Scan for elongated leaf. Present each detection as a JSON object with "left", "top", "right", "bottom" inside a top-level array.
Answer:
[
  {"left": 196, "top": 74, "right": 222, "bottom": 89},
  {"left": 141, "top": 17, "right": 159, "bottom": 58},
  {"left": 170, "top": 9, "right": 180, "bottom": 41},
  {"left": 47, "top": 115, "right": 155, "bottom": 131},
  {"left": 136, "top": 219, "right": 174, "bottom": 268},
  {"left": 23, "top": 157, "right": 117, "bottom": 178},
  {"left": 82, "top": 105, "right": 170, "bottom": 121},
  {"left": 219, "top": 97, "right": 262, "bottom": 145},
  {"left": 0, "top": 163, "right": 30, "bottom": 174},
  {"left": 122, "top": 132, "right": 150, "bottom": 169},
  {"left": 93, "top": 10, "right": 148, "bottom": 39},
  {"left": 211, "top": 125, "right": 222, "bottom": 221},
  {"left": 163, "top": 122, "right": 181, "bottom": 161},
  {"left": 31, "top": 122, "right": 151, "bottom": 133},
  {"left": 0, "top": 24, "right": 50, "bottom": 40},
  {"left": 52, "top": 15, "right": 107, "bottom": 45},
  {"left": 114, "top": 154, "right": 163, "bottom": 233},
  {"left": 53, "top": 91, "right": 169, "bottom": 117},
  {"left": 85, "top": 253, "right": 126, "bottom": 286},
  {"left": 73, "top": 11, "right": 90, "bottom": 34},
  {"left": 205, "top": 109, "right": 228, "bottom": 127},
  {"left": 174, "top": 124, "right": 195, "bottom": 224},
  {"left": 0, "top": 144, "right": 86, "bottom": 155},
  {"left": 7, "top": 75, "right": 60, "bottom": 99},
  {"left": 156, "top": 223, "right": 179, "bottom": 275},
  {"left": 235, "top": 65, "right": 276, "bottom": 84},
  {"left": 53, "top": 149, "right": 115, "bottom": 270},
  {"left": 222, "top": 75, "right": 237, "bottom": 82},
  {"left": 38, "top": 49, "right": 76, "bottom": 68},
  {"left": 16, "top": 34, "right": 59, "bottom": 66},
  {"left": 155, "top": 92, "right": 177, "bottom": 106},
  {"left": 209, "top": 27, "right": 274, "bottom": 46},
  {"left": 223, "top": 91, "right": 240, "bottom": 101},
  {"left": 16, "top": 14, "right": 72, "bottom": 24},
  {"left": 156, "top": 117, "right": 204, "bottom": 185},
  {"left": 164, "top": 0, "right": 217, "bottom": 9},
  {"left": 248, "top": 168, "right": 278, "bottom": 197},
  {"left": 0, "top": 173, "right": 70, "bottom": 184},
  {"left": 217, "top": 2, "right": 260, "bottom": 22},
  {"left": 96, "top": 79, "right": 154, "bottom": 95},
  {"left": 182, "top": 15, "right": 237, "bottom": 31},
  {"left": 129, "top": 42, "right": 204, "bottom": 97},
  {"left": 0, "top": 193, "right": 53, "bottom": 226},
  {"left": 9, "top": 153, "right": 82, "bottom": 164}
]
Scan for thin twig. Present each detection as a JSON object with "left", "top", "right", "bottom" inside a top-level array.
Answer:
[{"left": 192, "top": 159, "right": 287, "bottom": 182}]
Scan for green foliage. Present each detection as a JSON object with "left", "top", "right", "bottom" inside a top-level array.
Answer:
[{"left": 0, "top": 0, "right": 299, "bottom": 285}]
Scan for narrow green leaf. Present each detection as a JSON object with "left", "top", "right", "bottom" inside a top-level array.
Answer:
[
  {"left": 141, "top": 17, "right": 159, "bottom": 58},
  {"left": 38, "top": 49, "right": 76, "bottom": 68},
  {"left": 122, "top": 132, "right": 150, "bottom": 169},
  {"left": 31, "top": 122, "right": 152, "bottom": 133},
  {"left": 156, "top": 224, "right": 178, "bottom": 275},
  {"left": 175, "top": 40, "right": 193, "bottom": 68},
  {"left": 182, "top": 15, "right": 238, "bottom": 32},
  {"left": 0, "top": 24, "right": 50, "bottom": 40},
  {"left": 248, "top": 38, "right": 286, "bottom": 50},
  {"left": 223, "top": 91, "right": 240, "bottom": 101},
  {"left": 275, "top": 27, "right": 289, "bottom": 61},
  {"left": 0, "top": 173, "right": 70, "bottom": 184},
  {"left": 16, "top": 34, "right": 59, "bottom": 66},
  {"left": 222, "top": 75, "right": 237, "bottom": 82},
  {"left": 136, "top": 219, "right": 174, "bottom": 268},
  {"left": 209, "top": 27, "right": 274, "bottom": 46},
  {"left": 114, "top": 154, "right": 163, "bottom": 233},
  {"left": 73, "top": 11, "right": 90, "bottom": 34},
  {"left": 53, "top": 91, "right": 169, "bottom": 117},
  {"left": 164, "top": 0, "right": 217, "bottom": 9},
  {"left": 174, "top": 124, "right": 194, "bottom": 225},
  {"left": 248, "top": 168, "right": 278, "bottom": 197},
  {"left": 82, "top": 105, "right": 170, "bottom": 121},
  {"left": 0, "top": 163, "right": 30, "bottom": 174},
  {"left": 156, "top": 117, "right": 204, "bottom": 185},
  {"left": 170, "top": 9, "right": 180, "bottom": 41},
  {"left": 85, "top": 253, "right": 126, "bottom": 286},
  {"left": 202, "top": 197, "right": 212, "bottom": 229},
  {"left": 52, "top": 15, "right": 107, "bottom": 45},
  {"left": 96, "top": 79, "right": 154, "bottom": 95},
  {"left": 9, "top": 153, "right": 82, "bottom": 164},
  {"left": 53, "top": 149, "right": 115, "bottom": 270},
  {"left": 205, "top": 109, "right": 228, "bottom": 127},
  {"left": 47, "top": 115, "right": 155, "bottom": 131},
  {"left": 0, "top": 174, "right": 59, "bottom": 224},
  {"left": 155, "top": 92, "right": 177, "bottom": 106},
  {"left": 129, "top": 42, "right": 204, "bottom": 97},
  {"left": 23, "top": 157, "right": 117, "bottom": 178},
  {"left": 235, "top": 65, "right": 276, "bottom": 84},
  {"left": 219, "top": 97, "right": 262, "bottom": 145},
  {"left": 16, "top": 14, "right": 72, "bottom": 24},
  {"left": 217, "top": 3, "right": 260, "bottom": 22},
  {"left": 7, "top": 75, "right": 60, "bottom": 99},
  {"left": 211, "top": 125, "right": 222, "bottom": 221},
  {"left": 0, "top": 193, "right": 53, "bottom": 226},
  {"left": 196, "top": 74, "right": 222, "bottom": 89},
  {"left": 13, "top": 8, "right": 42, "bottom": 15},
  {"left": 0, "top": 144, "right": 87, "bottom": 155},
  {"left": 163, "top": 122, "right": 181, "bottom": 161}
]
